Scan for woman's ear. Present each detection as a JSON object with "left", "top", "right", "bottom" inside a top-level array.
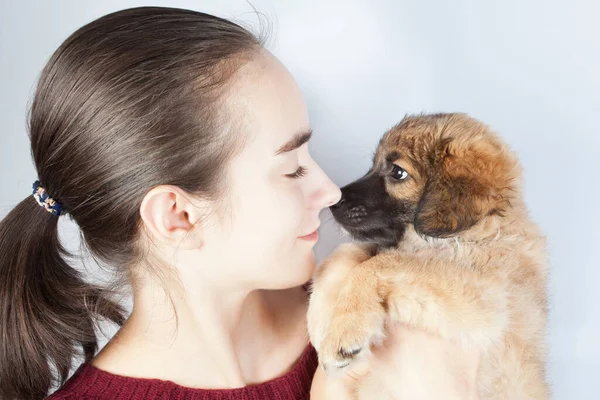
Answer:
[{"left": 139, "top": 185, "right": 206, "bottom": 250}]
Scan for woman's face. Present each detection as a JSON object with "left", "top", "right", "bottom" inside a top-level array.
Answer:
[{"left": 200, "top": 51, "right": 341, "bottom": 290}]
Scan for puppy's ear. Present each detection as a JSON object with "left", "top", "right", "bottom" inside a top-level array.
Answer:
[
  {"left": 413, "top": 137, "right": 515, "bottom": 238},
  {"left": 413, "top": 172, "right": 490, "bottom": 238}
]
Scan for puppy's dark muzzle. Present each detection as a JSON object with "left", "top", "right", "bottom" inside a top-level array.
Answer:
[{"left": 330, "top": 186, "right": 371, "bottom": 227}]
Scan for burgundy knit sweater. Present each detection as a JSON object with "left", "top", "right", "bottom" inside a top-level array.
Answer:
[{"left": 46, "top": 344, "right": 318, "bottom": 399}]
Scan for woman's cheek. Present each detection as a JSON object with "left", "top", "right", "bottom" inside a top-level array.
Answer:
[
  {"left": 275, "top": 180, "right": 306, "bottom": 215},
  {"left": 289, "top": 184, "right": 308, "bottom": 225}
]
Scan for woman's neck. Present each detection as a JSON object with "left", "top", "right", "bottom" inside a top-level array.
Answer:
[{"left": 91, "top": 278, "right": 309, "bottom": 389}]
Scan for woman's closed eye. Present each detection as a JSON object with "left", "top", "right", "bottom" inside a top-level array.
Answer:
[{"left": 285, "top": 166, "right": 307, "bottom": 179}]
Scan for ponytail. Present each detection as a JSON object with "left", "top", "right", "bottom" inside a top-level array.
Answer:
[
  {"left": 1, "top": 5, "right": 266, "bottom": 399},
  {"left": 0, "top": 196, "right": 126, "bottom": 400}
]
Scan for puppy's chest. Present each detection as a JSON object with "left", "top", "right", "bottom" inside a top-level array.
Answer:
[
  {"left": 394, "top": 241, "right": 458, "bottom": 261},
  {"left": 393, "top": 241, "right": 514, "bottom": 270}
]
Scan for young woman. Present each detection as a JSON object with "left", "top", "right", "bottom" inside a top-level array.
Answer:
[{"left": 0, "top": 7, "right": 480, "bottom": 400}]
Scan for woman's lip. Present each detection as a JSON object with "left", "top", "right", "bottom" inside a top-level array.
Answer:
[{"left": 299, "top": 230, "right": 319, "bottom": 241}]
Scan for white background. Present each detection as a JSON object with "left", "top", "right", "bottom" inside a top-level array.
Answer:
[{"left": 1, "top": 1, "right": 599, "bottom": 398}]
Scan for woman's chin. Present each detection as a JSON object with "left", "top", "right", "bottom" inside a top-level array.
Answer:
[{"left": 281, "top": 251, "right": 316, "bottom": 289}]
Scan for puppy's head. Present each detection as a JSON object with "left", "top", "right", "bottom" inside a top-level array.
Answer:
[{"left": 331, "top": 113, "right": 521, "bottom": 247}]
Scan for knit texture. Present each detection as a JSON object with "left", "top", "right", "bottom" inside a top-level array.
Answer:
[{"left": 46, "top": 345, "right": 318, "bottom": 399}]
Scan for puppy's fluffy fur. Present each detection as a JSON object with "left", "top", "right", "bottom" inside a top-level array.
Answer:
[{"left": 308, "top": 113, "right": 549, "bottom": 399}]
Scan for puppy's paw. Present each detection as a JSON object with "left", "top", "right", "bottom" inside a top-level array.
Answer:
[
  {"left": 308, "top": 242, "right": 383, "bottom": 373},
  {"left": 318, "top": 303, "right": 387, "bottom": 372},
  {"left": 326, "top": 242, "right": 377, "bottom": 266}
]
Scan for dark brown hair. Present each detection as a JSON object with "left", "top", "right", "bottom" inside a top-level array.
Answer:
[{"left": 0, "top": 7, "right": 264, "bottom": 399}]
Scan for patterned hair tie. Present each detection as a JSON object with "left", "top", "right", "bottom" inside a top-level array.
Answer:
[{"left": 32, "top": 180, "right": 63, "bottom": 216}]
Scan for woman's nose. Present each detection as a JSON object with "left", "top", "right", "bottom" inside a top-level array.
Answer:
[
  {"left": 327, "top": 182, "right": 342, "bottom": 207},
  {"left": 330, "top": 196, "right": 344, "bottom": 209},
  {"left": 317, "top": 173, "right": 342, "bottom": 209},
  {"left": 308, "top": 160, "right": 341, "bottom": 210}
]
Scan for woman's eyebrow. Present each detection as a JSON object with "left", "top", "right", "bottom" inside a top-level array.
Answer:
[{"left": 275, "top": 130, "right": 313, "bottom": 155}]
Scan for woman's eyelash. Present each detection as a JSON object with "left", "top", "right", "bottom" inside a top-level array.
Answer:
[{"left": 286, "top": 166, "right": 307, "bottom": 179}]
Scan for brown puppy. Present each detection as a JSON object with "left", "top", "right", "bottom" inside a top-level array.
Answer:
[{"left": 308, "top": 113, "right": 549, "bottom": 399}]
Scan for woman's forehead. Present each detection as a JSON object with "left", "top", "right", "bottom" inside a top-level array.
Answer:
[{"left": 225, "top": 52, "right": 311, "bottom": 152}]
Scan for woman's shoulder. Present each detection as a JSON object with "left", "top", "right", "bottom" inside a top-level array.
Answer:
[
  {"left": 47, "top": 286, "right": 316, "bottom": 400},
  {"left": 47, "top": 392, "right": 95, "bottom": 400},
  {"left": 46, "top": 344, "right": 318, "bottom": 400}
]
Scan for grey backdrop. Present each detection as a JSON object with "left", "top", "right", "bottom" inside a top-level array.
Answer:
[{"left": 1, "top": 1, "right": 599, "bottom": 398}]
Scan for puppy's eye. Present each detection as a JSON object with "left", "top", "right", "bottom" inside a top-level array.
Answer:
[{"left": 391, "top": 165, "right": 409, "bottom": 180}]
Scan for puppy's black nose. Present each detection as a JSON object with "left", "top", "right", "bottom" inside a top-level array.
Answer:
[{"left": 330, "top": 197, "right": 345, "bottom": 209}]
